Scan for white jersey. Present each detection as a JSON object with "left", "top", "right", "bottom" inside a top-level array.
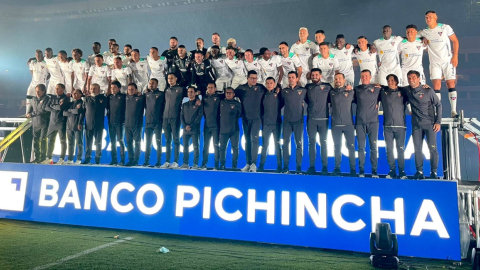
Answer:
[
  {"left": 27, "top": 60, "right": 49, "bottom": 96},
  {"left": 418, "top": 23, "right": 455, "bottom": 64},
  {"left": 225, "top": 57, "right": 247, "bottom": 78},
  {"left": 59, "top": 60, "right": 73, "bottom": 93},
  {"left": 71, "top": 59, "right": 90, "bottom": 87},
  {"left": 399, "top": 38, "right": 426, "bottom": 71},
  {"left": 87, "top": 54, "right": 97, "bottom": 71},
  {"left": 244, "top": 58, "right": 264, "bottom": 82},
  {"left": 129, "top": 58, "right": 150, "bottom": 90},
  {"left": 147, "top": 55, "right": 167, "bottom": 81},
  {"left": 258, "top": 55, "right": 282, "bottom": 81},
  {"left": 331, "top": 46, "right": 354, "bottom": 75},
  {"left": 103, "top": 51, "right": 113, "bottom": 59},
  {"left": 111, "top": 65, "right": 133, "bottom": 93},
  {"left": 104, "top": 53, "right": 125, "bottom": 69},
  {"left": 45, "top": 56, "right": 64, "bottom": 82},
  {"left": 311, "top": 53, "right": 340, "bottom": 84},
  {"left": 289, "top": 40, "right": 318, "bottom": 72},
  {"left": 352, "top": 49, "right": 378, "bottom": 75},
  {"left": 373, "top": 36, "right": 403, "bottom": 72},
  {"left": 280, "top": 52, "right": 302, "bottom": 74},
  {"left": 207, "top": 46, "right": 227, "bottom": 55},
  {"left": 211, "top": 55, "right": 233, "bottom": 81},
  {"left": 88, "top": 63, "right": 111, "bottom": 91}
]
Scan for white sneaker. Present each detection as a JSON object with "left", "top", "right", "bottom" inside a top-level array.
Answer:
[
  {"left": 249, "top": 164, "right": 257, "bottom": 172},
  {"left": 65, "top": 160, "right": 74, "bottom": 165},
  {"left": 241, "top": 164, "right": 251, "bottom": 172},
  {"left": 56, "top": 159, "right": 65, "bottom": 165},
  {"left": 74, "top": 160, "right": 81, "bottom": 165},
  {"left": 159, "top": 162, "right": 170, "bottom": 169},
  {"left": 169, "top": 162, "right": 179, "bottom": 169},
  {"left": 179, "top": 164, "right": 190, "bottom": 169},
  {"left": 41, "top": 159, "right": 52, "bottom": 164},
  {"left": 192, "top": 164, "right": 200, "bottom": 170}
]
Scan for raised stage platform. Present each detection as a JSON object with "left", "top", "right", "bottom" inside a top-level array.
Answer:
[{"left": 0, "top": 162, "right": 461, "bottom": 260}]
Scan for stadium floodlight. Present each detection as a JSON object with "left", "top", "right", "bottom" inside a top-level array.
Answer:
[{"left": 369, "top": 223, "right": 399, "bottom": 269}]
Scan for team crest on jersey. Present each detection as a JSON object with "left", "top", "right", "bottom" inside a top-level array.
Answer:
[
  {"left": 193, "top": 105, "right": 196, "bottom": 109},
  {"left": 140, "top": 65, "right": 144, "bottom": 68},
  {"left": 344, "top": 51, "right": 348, "bottom": 55},
  {"left": 287, "top": 62, "right": 291, "bottom": 66},
  {"left": 135, "top": 97, "right": 139, "bottom": 101},
  {"left": 344, "top": 93, "right": 348, "bottom": 97},
  {"left": 101, "top": 71, "right": 105, "bottom": 74},
  {"left": 419, "top": 94, "right": 423, "bottom": 99},
  {"left": 369, "top": 87, "right": 374, "bottom": 93},
  {"left": 398, "top": 92, "right": 402, "bottom": 97},
  {"left": 235, "top": 61, "right": 238, "bottom": 64},
  {"left": 53, "top": 61, "right": 56, "bottom": 64},
  {"left": 391, "top": 42, "right": 395, "bottom": 46},
  {"left": 156, "top": 95, "right": 159, "bottom": 99},
  {"left": 438, "top": 32, "right": 443, "bottom": 36},
  {"left": 269, "top": 63, "right": 273, "bottom": 67},
  {"left": 416, "top": 46, "right": 421, "bottom": 50},
  {"left": 214, "top": 98, "right": 217, "bottom": 101},
  {"left": 220, "top": 60, "right": 223, "bottom": 64},
  {"left": 40, "top": 100, "right": 43, "bottom": 104},
  {"left": 320, "top": 85, "right": 325, "bottom": 90},
  {"left": 118, "top": 96, "right": 121, "bottom": 99},
  {"left": 329, "top": 63, "right": 333, "bottom": 67},
  {"left": 100, "top": 100, "right": 103, "bottom": 103},
  {"left": 231, "top": 105, "right": 234, "bottom": 109},
  {"left": 254, "top": 87, "right": 258, "bottom": 91},
  {"left": 297, "top": 90, "right": 302, "bottom": 95},
  {"left": 451, "top": 97, "right": 457, "bottom": 100},
  {"left": 254, "top": 63, "right": 257, "bottom": 66},
  {"left": 369, "top": 52, "right": 372, "bottom": 56},
  {"left": 176, "top": 90, "right": 179, "bottom": 93}
]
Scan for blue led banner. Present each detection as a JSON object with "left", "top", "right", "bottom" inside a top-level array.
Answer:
[
  {"left": 0, "top": 163, "right": 458, "bottom": 260},
  {"left": 48, "top": 115, "right": 443, "bottom": 176}
]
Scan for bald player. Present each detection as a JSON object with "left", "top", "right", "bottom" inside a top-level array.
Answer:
[{"left": 289, "top": 27, "right": 318, "bottom": 86}]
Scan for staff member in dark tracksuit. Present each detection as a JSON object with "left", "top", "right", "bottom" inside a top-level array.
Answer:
[
  {"left": 170, "top": 45, "right": 192, "bottom": 88},
  {"left": 43, "top": 83, "right": 69, "bottom": 165},
  {"left": 124, "top": 83, "right": 145, "bottom": 166},
  {"left": 63, "top": 89, "right": 85, "bottom": 164},
  {"left": 354, "top": 69, "right": 381, "bottom": 178},
  {"left": 26, "top": 84, "right": 50, "bottom": 163},
  {"left": 259, "top": 77, "right": 282, "bottom": 173},
  {"left": 305, "top": 68, "right": 332, "bottom": 175},
  {"left": 190, "top": 51, "right": 216, "bottom": 96},
  {"left": 83, "top": 83, "right": 108, "bottom": 165},
  {"left": 235, "top": 70, "right": 266, "bottom": 173},
  {"left": 180, "top": 87, "right": 204, "bottom": 169},
  {"left": 219, "top": 87, "right": 242, "bottom": 170},
  {"left": 330, "top": 73, "right": 356, "bottom": 177},
  {"left": 200, "top": 83, "right": 222, "bottom": 170},
  {"left": 404, "top": 70, "right": 442, "bottom": 180},
  {"left": 381, "top": 74, "right": 408, "bottom": 179},
  {"left": 144, "top": 78, "right": 165, "bottom": 167},
  {"left": 107, "top": 80, "right": 126, "bottom": 166},
  {"left": 281, "top": 71, "right": 307, "bottom": 174},
  {"left": 161, "top": 73, "right": 192, "bottom": 169}
]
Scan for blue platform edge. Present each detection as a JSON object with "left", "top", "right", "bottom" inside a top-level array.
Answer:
[{"left": 0, "top": 163, "right": 459, "bottom": 260}]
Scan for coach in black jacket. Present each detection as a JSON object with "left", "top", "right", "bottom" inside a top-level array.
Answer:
[
  {"left": 26, "top": 84, "right": 50, "bottom": 163},
  {"left": 83, "top": 83, "right": 108, "bottom": 164}
]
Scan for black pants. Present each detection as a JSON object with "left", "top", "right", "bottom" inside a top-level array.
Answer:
[
  {"left": 33, "top": 127, "right": 47, "bottom": 161},
  {"left": 331, "top": 125, "right": 356, "bottom": 170},
  {"left": 283, "top": 120, "right": 303, "bottom": 168},
  {"left": 307, "top": 119, "right": 328, "bottom": 168},
  {"left": 202, "top": 126, "right": 219, "bottom": 167},
  {"left": 163, "top": 118, "right": 181, "bottom": 163},
  {"left": 85, "top": 127, "right": 103, "bottom": 161},
  {"left": 220, "top": 131, "right": 239, "bottom": 168},
  {"left": 145, "top": 125, "right": 163, "bottom": 164},
  {"left": 109, "top": 124, "right": 125, "bottom": 162},
  {"left": 260, "top": 122, "right": 282, "bottom": 167},
  {"left": 125, "top": 126, "right": 142, "bottom": 163},
  {"left": 67, "top": 130, "right": 83, "bottom": 161},
  {"left": 46, "top": 126, "right": 67, "bottom": 159},
  {"left": 412, "top": 123, "right": 439, "bottom": 173},
  {"left": 183, "top": 133, "right": 200, "bottom": 165},
  {"left": 356, "top": 123, "right": 379, "bottom": 171},
  {"left": 242, "top": 118, "right": 261, "bottom": 165},
  {"left": 384, "top": 127, "right": 406, "bottom": 171}
]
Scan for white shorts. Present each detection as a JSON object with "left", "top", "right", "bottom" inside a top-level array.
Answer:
[
  {"left": 299, "top": 72, "right": 308, "bottom": 87},
  {"left": 402, "top": 68, "right": 425, "bottom": 87},
  {"left": 26, "top": 83, "right": 37, "bottom": 97},
  {"left": 216, "top": 78, "right": 231, "bottom": 91},
  {"left": 344, "top": 72, "right": 355, "bottom": 86},
  {"left": 64, "top": 77, "right": 73, "bottom": 94},
  {"left": 378, "top": 67, "right": 403, "bottom": 86},
  {"left": 430, "top": 61, "right": 456, "bottom": 81},
  {"left": 73, "top": 80, "right": 86, "bottom": 92},
  {"left": 158, "top": 78, "right": 167, "bottom": 92},
  {"left": 47, "top": 79, "right": 65, "bottom": 95},
  {"left": 231, "top": 75, "right": 247, "bottom": 90}
]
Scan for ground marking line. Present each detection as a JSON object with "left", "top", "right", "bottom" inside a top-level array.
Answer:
[{"left": 31, "top": 237, "right": 133, "bottom": 270}]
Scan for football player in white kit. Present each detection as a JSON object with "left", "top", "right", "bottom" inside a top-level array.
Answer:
[
  {"left": 289, "top": 27, "right": 318, "bottom": 86},
  {"left": 373, "top": 25, "right": 403, "bottom": 86},
  {"left": 103, "top": 38, "right": 116, "bottom": 59},
  {"left": 279, "top": 41, "right": 302, "bottom": 88},
  {"left": 206, "top": 32, "right": 226, "bottom": 58},
  {"left": 352, "top": 36, "right": 378, "bottom": 84},
  {"left": 399, "top": 25, "right": 427, "bottom": 86},
  {"left": 58, "top": 50, "right": 74, "bottom": 96},
  {"left": 225, "top": 46, "right": 248, "bottom": 89},
  {"left": 210, "top": 45, "right": 232, "bottom": 92},
  {"left": 123, "top": 44, "right": 132, "bottom": 65},
  {"left": 258, "top": 47, "right": 283, "bottom": 87},
  {"left": 418, "top": 10, "right": 460, "bottom": 117},
  {"left": 311, "top": 42, "right": 340, "bottom": 86},
  {"left": 87, "top": 42, "right": 102, "bottom": 68},
  {"left": 147, "top": 47, "right": 168, "bottom": 91},
  {"left": 244, "top": 49, "right": 264, "bottom": 84},
  {"left": 104, "top": 44, "right": 124, "bottom": 69},
  {"left": 87, "top": 54, "right": 111, "bottom": 95},
  {"left": 26, "top": 50, "right": 49, "bottom": 113},
  {"left": 111, "top": 57, "right": 133, "bottom": 94},
  {"left": 331, "top": 34, "right": 355, "bottom": 86},
  {"left": 129, "top": 49, "right": 150, "bottom": 93},
  {"left": 71, "top": 48, "right": 90, "bottom": 94},
  {"left": 44, "top": 48, "right": 65, "bottom": 95}
]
